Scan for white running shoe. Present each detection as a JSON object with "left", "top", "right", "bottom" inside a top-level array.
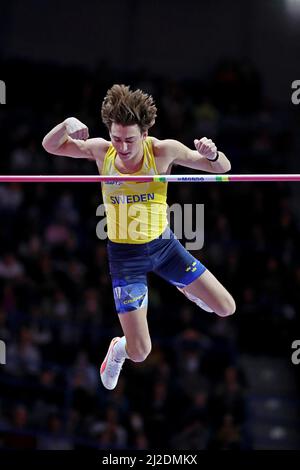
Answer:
[
  {"left": 100, "top": 337, "right": 125, "bottom": 390},
  {"left": 177, "top": 287, "right": 214, "bottom": 312}
]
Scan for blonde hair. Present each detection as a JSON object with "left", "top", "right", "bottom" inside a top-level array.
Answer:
[{"left": 101, "top": 84, "right": 157, "bottom": 133}]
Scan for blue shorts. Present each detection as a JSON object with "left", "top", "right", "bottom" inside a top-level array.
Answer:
[{"left": 107, "top": 227, "right": 206, "bottom": 313}]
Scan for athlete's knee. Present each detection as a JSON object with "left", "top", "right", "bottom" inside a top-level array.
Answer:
[
  {"left": 126, "top": 339, "right": 152, "bottom": 362},
  {"left": 215, "top": 295, "right": 236, "bottom": 317}
]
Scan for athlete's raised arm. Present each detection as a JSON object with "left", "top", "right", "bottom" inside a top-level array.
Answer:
[
  {"left": 42, "top": 117, "right": 109, "bottom": 161},
  {"left": 153, "top": 137, "right": 231, "bottom": 173}
]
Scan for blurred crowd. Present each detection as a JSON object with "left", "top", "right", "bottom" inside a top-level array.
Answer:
[{"left": 0, "top": 59, "right": 299, "bottom": 449}]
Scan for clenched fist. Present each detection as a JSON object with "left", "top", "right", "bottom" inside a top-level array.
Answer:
[
  {"left": 194, "top": 137, "right": 217, "bottom": 161},
  {"left": 64, "top": 117, "right": 89, "bottom": 140}
]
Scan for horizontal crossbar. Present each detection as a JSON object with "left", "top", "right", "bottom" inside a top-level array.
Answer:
[{"left": 0, "top": 174, "right": 300, "bottom": 183}]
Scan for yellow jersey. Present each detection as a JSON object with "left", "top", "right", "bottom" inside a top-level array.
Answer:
[{"left": 101, "top": 137, "right": 168, "bottom": 243}]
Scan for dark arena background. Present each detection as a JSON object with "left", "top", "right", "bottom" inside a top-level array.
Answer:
[{"left": 0, "top": 0, "right": 300, "bottom": 462}]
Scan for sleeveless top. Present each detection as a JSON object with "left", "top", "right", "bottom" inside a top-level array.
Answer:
[{"left": 101, "top": 137, "right": 168, "bottom": 243}]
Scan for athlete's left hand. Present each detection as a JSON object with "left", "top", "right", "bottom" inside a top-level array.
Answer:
[{"left": 194, "top": 137, "right": 217, "bottom": 161}]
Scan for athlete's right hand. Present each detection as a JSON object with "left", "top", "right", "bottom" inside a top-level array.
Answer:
[{"left": 64, "top": 117, "right": 89, "bottom": 140}]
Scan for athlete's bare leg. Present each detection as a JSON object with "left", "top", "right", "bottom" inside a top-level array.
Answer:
[
  {"left": 118, "top": 307, "right": 151, "bottom": 362},
  {"left": 100, "top": 306, "right": 151, "bottom": 389},
  {"left": 179, "top": 269, "right": 236, "bottom": 317}
]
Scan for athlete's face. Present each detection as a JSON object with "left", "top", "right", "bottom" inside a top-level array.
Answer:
[{"left": 110, "top": 123, "right": 147, "bottom": 161}]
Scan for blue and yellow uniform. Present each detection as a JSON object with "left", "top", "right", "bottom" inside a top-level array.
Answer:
[{"left": 101, "top": 137, "right": 206, "bottom": 313}]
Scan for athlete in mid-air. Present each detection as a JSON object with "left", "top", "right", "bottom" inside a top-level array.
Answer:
[{"left": 42, "top": 84, "right": 236, "bottom": 390}]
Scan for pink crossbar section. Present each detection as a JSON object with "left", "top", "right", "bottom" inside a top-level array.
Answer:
[
  {"left": 0, "top": 175, "right": 153, "bottom": 183},
  {"left": 228, "top": 175, "right": 300, "bottom": 182}
]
